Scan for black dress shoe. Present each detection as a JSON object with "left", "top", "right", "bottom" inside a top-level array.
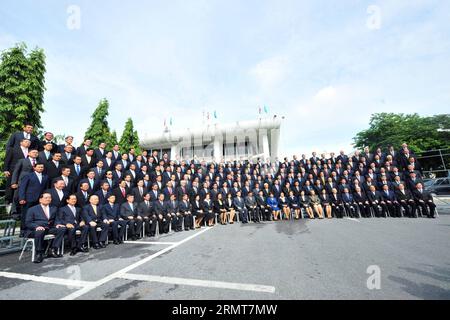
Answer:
[
  {"left": 190, "top": 227, "right": 195, "bottom": 230},
  {"left": 131, "top": 236, "right": 137, "bottom": 241},
  {"left": 99, "top": 242, "right": 106, "bottom": 248},
  {"left": 113, "top": 240, "right": 120, "bottom": 245},
  {"left": 93, "top": 244, "right": 101, "bottom": 249},
  {"left": 34, "top": 253, "right": 44, "bottom": 264},
  {"left": 47, "top": 248, "right": 60, "bottom": 258},
  {"left": 70, "top": 248, "right": 78, "bottom": 256},
  {"left": 80, "top": 246, "right": 89, "bottom": 253}
]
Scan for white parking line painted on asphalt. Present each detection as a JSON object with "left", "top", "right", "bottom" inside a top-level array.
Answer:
[
  {"left": 119, "top": 273, "right": 276, "bottom": 293},
  {"left": 60, "top": 227, "right": 212, "bottom": 300},
  {"left": 123, "top": 241, "right": 178, "bottom": 245},
  {"left": 344, "top": 217, "right": 361, "bottom": 222},
  {"left": 0, "top": 271, "right": 92, "bottom": 288}
]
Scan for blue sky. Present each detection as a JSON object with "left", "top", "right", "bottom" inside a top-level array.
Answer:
[{"left": 1, "top": 0, "right": 449, "bottom": 156}]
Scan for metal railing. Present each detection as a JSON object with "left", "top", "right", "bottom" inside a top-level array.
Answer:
[{"left": 416, "top": 148, "right": 450, "bottom": 178}]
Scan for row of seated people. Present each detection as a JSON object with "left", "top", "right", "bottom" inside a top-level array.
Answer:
[{"left": 25, "top": 177, "right": 436, "bottom": 264}]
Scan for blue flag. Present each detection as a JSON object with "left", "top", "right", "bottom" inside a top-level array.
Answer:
[{"left": 264, "top": 105, "right": 269, "bottom": 114}]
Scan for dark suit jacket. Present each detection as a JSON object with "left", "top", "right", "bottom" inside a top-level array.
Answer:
[
  {"left": 95, "top": 189, "right": 112, "bottom": 205},
  {"left": 18, "top": 172, "right": 49, "bottom": 203},
  {"left": 101, "top": 203, "right": 121, "bottom": 220},
  {"left": 137, "top": 201, "right": 153, "bottom": 218},
  {"left": 7, "top": 131, "right": 39, "bottom": 150},
  {"left": 59, "top": 205, "right": 83, "bottom": 225},
  {"left": 25, "top": 204, "right": 60, "bottom": 233},
  {"left": 82, "top": 204, "right": 103, "bottom": 223},
  {"left": 112, "top": 187, "right": 129, "bottom": 205},
  {"left": 11, "top": 158, "right": 36, "bottom": 185},
  {"left": 45, "top": 161, "right": 63, "bottom": 181},
  {"left": 3, "top": 146, "right": 27, "bottom": 172},
  {"left": 120, "top": 202, "right": 138, "bottom": 219},
  {"left": 75, "top": 191, "right": 90, "bottom": 208},
  {"left": 47, "top": 188, "right": 69, "bottom": 208}
]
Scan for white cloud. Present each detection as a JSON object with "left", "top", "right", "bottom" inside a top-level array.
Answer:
[{"left": 250, "top": 55, "right": 290, "bottom": 89}]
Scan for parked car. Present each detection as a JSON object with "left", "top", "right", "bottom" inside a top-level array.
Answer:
[{"left": 427, "top": 178, "right": 450, "bottom": 196}]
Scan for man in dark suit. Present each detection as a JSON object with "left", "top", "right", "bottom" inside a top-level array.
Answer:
[
  {"left": 79, "top": 170, "right": 100, "bottom": 194},
  {"left": 39, "top": 132, "right": 58, "bottom": 153},
  {"left": 45, "top": 152, "right": 63, "bottom": 182},
  {"left": 93, "top": 160, "right": 106, "bottom": 181},
  {"left": 233, "top": 191, "right": 248, "bottom": 223},
  {"left": 25, "top": 192, "right": 66, "bottom": 263},
  {"left": 111, "top": 145, "right": 121, "bottom": 162},
  {"left": 59, "top": 194, "right": 89, "bottom": 255},
  {"left": 132, "top": 180, "right": 146, "bottom": 203},
  {"left": 76, "top": 139, "right": 92, "bottom": 157},
  {"left": 57, "top": 136, "right": 74, "bottom": 154},
  {"left": 137, "top": 193, "right": 157, "bottom": 237},
  {"left": 18, "top": 163, "right": 49, "bottom": 236},
  {"left": 4, "top": 139, "right": 31, "bottom": 204},
  {"left": 95, "top": 181, "right": 112, "bottom": 205},
  {"left": 38, "top": 141, "right": 54, "bottom": 163},
  {"left": 165, "top": 194, "right": 182, "bottom": 232},
  {"left": 82, "top": 194, "right": 108, "bottom": 249},
  {"left": 353, "top": 186, "right": 370, "bottom": 218},
  {"left": 113, "top": 180, "right": 129, "bottom": 205},
  {"left": 58, "top": 166, "right": 75, "bottom": 194},
  {"left": 380, "top": 184, "right": 400, "bottom": 217},
  {"left": 153, "top": 193, "right": 170, "bottom": 234},
  {"left": 81, "top": 148, "right": 96, "bottom": 169},
  {"left": 120, "top": 194, "right": 142, "bottom": 241},
  {"left": 395, "top": 183, "right": 416, "bottom": 218},
  {"left": 412, "top": 183, "right": 436, "bottom": 218},
  {"left": 178, "top": 193, "right": 194, "bottom": 231},
  {"left": 10, "top": 149, "right": 39, "bottom": 188},
  {"left": 103, "top": 151, "right": 115, "bottom": 171},
  {"left": 367, "top": 185, "right": 386, "bottom": 218},
  {"left": 75, "top": 182, "right": 91, "bottom": 208},
  {"left": 69, "top": 156, "right": 86, "bottom": 188},
  {"left": 94, "top": 142, "right": 107, "bottom": 161},
  {"left": 60, "top": 145, "right": 75, "bottom": 166},
  {"left": 47, "top": 179, "right": 69, "bottom": 209},
  {"left": 7, "top": 123, "right": 39, "bottom": 150},
  {"left": 101, "top": 194, "right": 127, "bottom": 245}
]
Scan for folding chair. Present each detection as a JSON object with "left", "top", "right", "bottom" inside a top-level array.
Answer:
[{"left": 19, "top": 234, "right": 58, "bottom": 262}]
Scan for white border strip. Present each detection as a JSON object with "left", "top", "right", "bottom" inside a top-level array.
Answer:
[
  {"left": 0, "top": 271, "right": 92, "bottom": 288},
  {"left": 123, "top": 241, "right": 178, "bottom": 245},
  {"left": 120, "top": 273, "right": 276, "bottom": 293},
  {"left": 61, "top": 227, "right": 212, "bottom": 300}
]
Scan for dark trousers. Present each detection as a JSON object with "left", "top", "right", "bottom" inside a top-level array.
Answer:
[
  {"left": 27, "top": 227, "right": 66, "bottom": 253},
  {"left": 385, "top": 202, "right": 401, "bottom": 217},
  {"left": 238, "top": 208, "right": 249, "bottom": 223},
  {"left": 158, "top": 215, "right": 171, "bottom": 233},
  {"left": 332, "top": 204, "right": 345, "bottom": 218},
  {"left": 67, "top": 225, "right": 89, "bottom": 249},
  {"left": 416, "top": 201, "right": 436, "bottom": 217},
  {"left": 399, "top": 200, "right": 416, "bottom": 217},
  {"left": 356, "top": 203, "right": 370, "bottom": 217},
  {"left": 183, "top": 213, "right": 194, "bottom": 229},
  {"left": 21, "top": 201, "right": 38, "bottom": 232},
  {"left": 343, "top": 203, "right": 357, "bottom": 217},
  {"left": 143, "top": 216, "right": 158, "bottom": 236},
  {"left": 172, "top": 214, "right": 183, "bottom": 230},
  {"left": 126, "top": 218, "right": 143, "bottom": 238},
  {"left": 109, "top": 220, "right": 127, "bottom": 241},
  {"left": 369, "top": 203, "right": 386, "bottom": 217},
  {"left": 88, "top": 223, "right": 108, "bottom": 244},
  {"left": 247, "top": 206, "right": 259, "bottom": 222}
]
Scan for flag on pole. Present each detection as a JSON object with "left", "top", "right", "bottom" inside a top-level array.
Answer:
[
  {"left": 164, "top": 118, "right": 167, "bottom": 127},
  {"left": 207, "top": 112, "right": 210, "bottom": 120},
  {"left": 264, "top": 105, "right": 269, "bottom": 114},
  {"left": 214, "top": 110, "right": 218, "bottom": 119},
  {"left": 170, "top": 118, "right": 173, "bottom": 126},
  {"left": 258, "top": 107, "right": 262, "bottom": 115}
]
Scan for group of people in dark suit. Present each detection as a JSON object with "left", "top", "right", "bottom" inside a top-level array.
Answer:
[{"left": 2, "top": 124, "right": 438, "bottom": 264}]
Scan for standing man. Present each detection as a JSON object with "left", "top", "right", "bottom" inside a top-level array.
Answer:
[{"left": 7, "top": 123, "right": 39, "bottom": 150}]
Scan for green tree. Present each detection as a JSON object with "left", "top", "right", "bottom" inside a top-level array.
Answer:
[
  {"left": 83, "top": 98, "right": 112, "bottom": 148},
  {"left": 108, "top": 130, "right": 118, "bottom": 147},
  {"left": 119, "top": 118, "right": 141, "bottom": 153},
  {"left": 0, "top": 43, "right": 46, "bottom": 177},
  {"left": 353, "top": 113, "right": 450, "bottom": 153}
]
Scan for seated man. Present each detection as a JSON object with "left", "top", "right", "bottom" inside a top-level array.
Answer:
[
  {"left": 233, "top": 191, "right": 248, "bottom": 223},
  {"left": 381, "top": 184, "right": 401, "bottom": 217},
  {"left": 353, "top": 186, "right": 370, "bottom": 218},
  {"left": 137, "top": 193, "right": 158, "bottom": 237},
  {"left": 101, "top": 194, "right": 127, "bottom": 244},
  {"left": 245, "top": 191, "right": 259, "bottom": 222},
  {"left": 25, "top": 192, "right": 66, "bottom": 263},
  {"left": 412, "top": 183, "right": 437, "bottom": 218},
  {"left": 58, "top": 194, "right": 89, "bottom": 255},
  {"left": 395, "top": 183, "right": 417, "bottom": 218},
  {"left": 120, "top": 194, "right": 143, "bottom": 240},
  {"left": 341, "top": 188, "right": 357, "bottom": 218},
  {"left": 367, "top": 185, "right": 386, "bottom": 218},
  {"left": 165, "top": 194, "right": 182, "bottom": 232},
  {"left": 82, "top": 195, "right": 108, "bottom": 249},
  {"left": 178, "top": 194, "right": 194, "bottom": 231},
  {"left": 154, "top": 193, "right": 170, "bottom": 234}
]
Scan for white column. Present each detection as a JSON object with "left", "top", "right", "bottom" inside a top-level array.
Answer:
[
  {"left": 170, "top": 144, "right": 179, "bottom": 160},
  {"left": 270, "top": 128, "right": 280, "bottom": 160},
  {"left": 261, "top": 131, "right": 270, "bottom": 160},
  {"left": 213, "top": 134, "right": 223, "bottom": 161}
]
